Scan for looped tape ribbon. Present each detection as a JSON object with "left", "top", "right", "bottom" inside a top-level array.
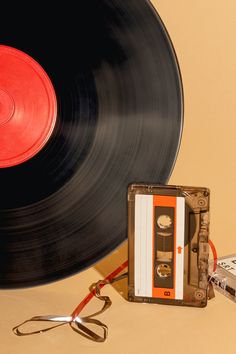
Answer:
[{"left": 13, "top": 261, "right": 128, "bottom": 343}]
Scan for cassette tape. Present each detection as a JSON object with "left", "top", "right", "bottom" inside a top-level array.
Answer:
[
  {"left": 209, "top": 255, "right": 236, "bottom": 302},
  {"left": 128, "top": 184, "right": 210, "bottom": 307}
]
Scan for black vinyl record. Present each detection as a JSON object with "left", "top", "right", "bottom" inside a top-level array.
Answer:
[{"left": 0, "top": 0, "right": 183, "bottom": 288}]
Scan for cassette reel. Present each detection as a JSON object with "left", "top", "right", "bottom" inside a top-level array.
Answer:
[{"left": 128, "top": 184, "right": 210, "bottom": 307}]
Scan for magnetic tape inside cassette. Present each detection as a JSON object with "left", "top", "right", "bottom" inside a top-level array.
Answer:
[{"left": 128, "top": 184, "right": 210, "bottom": 307}]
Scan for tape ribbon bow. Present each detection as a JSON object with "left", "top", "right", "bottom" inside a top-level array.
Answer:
[{"left": 13, "top": 262, "right": 128, "bottom": 343}]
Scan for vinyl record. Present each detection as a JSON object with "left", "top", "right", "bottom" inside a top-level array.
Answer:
[{"left": 0, "top": 0, "right": 183, "bottom": 288}]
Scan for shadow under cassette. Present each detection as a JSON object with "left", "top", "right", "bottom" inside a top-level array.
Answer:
[{"left": 0, "top": 0, "right": 183, "bottom": 288}]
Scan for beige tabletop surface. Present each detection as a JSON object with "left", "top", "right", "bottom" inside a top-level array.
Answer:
[{"left": 1, "top": 1, "right": 236, "bottom": 353}]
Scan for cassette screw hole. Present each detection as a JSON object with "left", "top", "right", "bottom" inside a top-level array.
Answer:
[
  {"left": 198, "top": 199, "right": 206, "bottom": 207},
  {"left": 194, "top": 290, "right": 205, "bottom": 301}
]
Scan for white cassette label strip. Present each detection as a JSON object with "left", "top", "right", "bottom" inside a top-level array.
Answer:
[
  {"left": 175, "top": 197, "right": 185, "bottom": 300},
  {"left": 134, "top": 194, "right": 153, "bottom": 297},
  {"left": 134, "top": 194, "right": 185, "bottom": 299}
]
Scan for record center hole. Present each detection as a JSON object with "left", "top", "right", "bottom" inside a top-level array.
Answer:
[{"left": 0, "top": 89, "right": 15, "bottom": 125}]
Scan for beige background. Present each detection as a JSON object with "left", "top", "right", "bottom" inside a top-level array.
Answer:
[{"left": 1, "top": 1, "right": 236, "bottom": 353}]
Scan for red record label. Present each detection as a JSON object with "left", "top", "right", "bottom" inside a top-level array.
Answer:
[{"left": 0, "top": 45, "right": 57, "bottom": 168}]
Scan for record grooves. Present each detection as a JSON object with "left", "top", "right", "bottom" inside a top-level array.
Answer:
[{"left": 0, "top": 0, "right": 183, "bottom": 288}]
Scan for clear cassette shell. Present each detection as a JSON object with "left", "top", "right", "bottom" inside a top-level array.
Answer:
[{"left": 128, "top": 184, "right": 210, "bottom": 307}]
